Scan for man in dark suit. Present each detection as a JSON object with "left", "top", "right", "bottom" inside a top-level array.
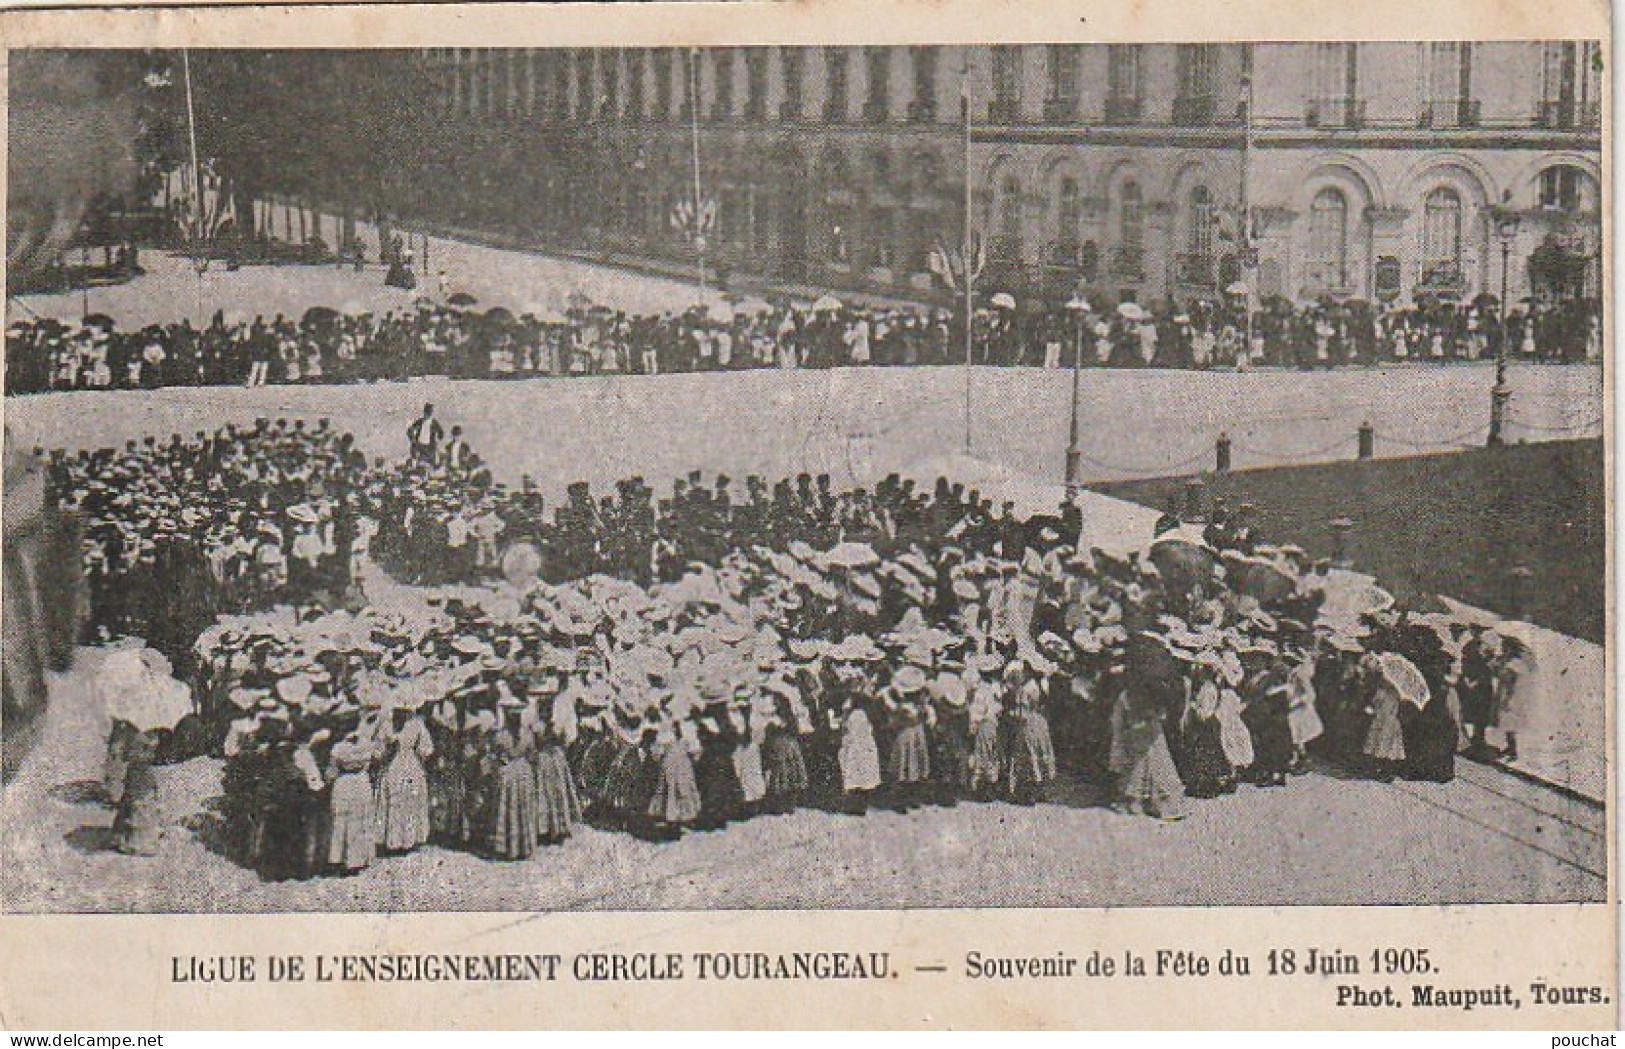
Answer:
[{"left": 406, "top": 403, "right": 443, "bottom": 464}]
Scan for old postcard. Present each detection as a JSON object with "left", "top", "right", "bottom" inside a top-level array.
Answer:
[{"left": 0, "top": 0, "right": 1613, "bottom": 1030}]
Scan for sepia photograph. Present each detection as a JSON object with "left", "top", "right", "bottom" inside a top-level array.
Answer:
[{"left": 1, "top": 34, "right": 1606, "bottom": 919}]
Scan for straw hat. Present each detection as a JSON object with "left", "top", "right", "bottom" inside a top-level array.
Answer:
[{"left": 893, "top": 665, "right": 928, "bottom": 693}]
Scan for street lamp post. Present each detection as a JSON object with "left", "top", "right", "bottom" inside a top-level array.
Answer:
[
  {"left": 1488, "top": 211, "right": 1521, "bottom": 446},
  {"left": 1064, "top": 293, "right": 1090, "bottom": 500}
]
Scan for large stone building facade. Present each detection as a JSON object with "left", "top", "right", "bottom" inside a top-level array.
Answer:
[{"left": 410, "top": 43, "right": 1601, "bottom": 308}]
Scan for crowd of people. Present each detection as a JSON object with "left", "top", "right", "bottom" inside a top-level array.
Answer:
[
  {"left": 46, "top": 420, "right": 372, "bottom": 659},
  {"left": 7, "top": 292, "right": 1602, "bottom": 396},
  {"left": 61, "top": 412, "right": 1535, "bottom": 876}
]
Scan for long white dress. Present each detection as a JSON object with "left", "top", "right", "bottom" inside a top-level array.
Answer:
[{"left": 838, "top": 708, "right": 882, "bottom": 791}]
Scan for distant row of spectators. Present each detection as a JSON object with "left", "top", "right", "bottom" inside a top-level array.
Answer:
[{"left": 6, "top": 292, "right": 1601, "bottom": 395}]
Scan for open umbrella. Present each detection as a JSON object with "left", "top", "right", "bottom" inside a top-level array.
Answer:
[
  {"left": 81, "top": 312, "right": 116, "bottom": 331},
  {"left": 732, "top": 295, "right": 773, "bottom": 315},
  {"left": 1225, "top": 281, "right": 1250, "bottom": 296},
  {"left": 483, "top": 305, "right": 516, "bottom": 327},
  {"left": 447, "top": 291, "right": 479, "bottom": 307},
  {"left": 811, "top": 295, "right": 844, "bottom": 312},
  {"left": 820, "top": 541, "right": 880, "bottom": 569},
  {"left": 106, "top": 654, "right": 193, "bottom": 731},
  {"left": 1374, "top": 651, "right": 1431, "bottom": 709},
  {"left": 500, "top": 541, "right": 542, "bottom": 590},
  {"left": 301, "top": 305, "right": 341, "bottom": 328},
  {"left": 990, "top": 292, "right": 1017, "bottom": 310},
  {"left": 1116, "top": 302, "right": 1144, "bottom": 320}
]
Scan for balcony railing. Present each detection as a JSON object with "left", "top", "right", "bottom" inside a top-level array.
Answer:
[
  {"left": 1417, "top": 260, "right": 1466, "bottom": 293},
  {"left": 1102, "top": 94, "right": 1143, "bottom": 125},
  {"left": 1534, "top": 98, "right": 1599, "bottom": 129},
  {"left": 986, "top": 97, "right": 1021, "bottom": 123},
  {"left": 1306, "top": 97, "right": 1367, "bottom": 128},
  {"left": 862, "top": 97, "right": 890, "bottom": 123},
  {"left": 1536, "top": 99, "right": 1574, "bottom": 128},
  {"left": 1110, "top": 245, "right": 1145, "bottom": 281},
  {"left": 1171, "top": 93, "right": 1217, "bottom": 126},
  {"left": 1418, "top": 98, "right": 1481, "bottom": 128},
  {"left": 1175, "top": 252, "right": 1216, "bottom": 286},
  {"left": 1043, "top": 95, "right": 1081, "bottom": 123}
]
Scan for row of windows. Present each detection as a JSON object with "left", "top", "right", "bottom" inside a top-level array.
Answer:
[
  {"left": 990, "top": 164, "right": 1595, "bottom": 291},
  {"left": 544, "top": 156, "right": 1595, "bottom": 293},
  {"left": 425, "top": 43, "right": 1603, "bottom": 129}
]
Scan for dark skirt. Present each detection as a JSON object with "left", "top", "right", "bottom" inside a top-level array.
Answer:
[
  {"left": 431, "top": 757, "right": 471, "bottom": 844},
  {"left": 1404, "top": 698, "right": 1459, "bottom": 783},
  {"left": 1176, "top": 717, "right": 1234, "bottom": 797},
  {"left": 1243, "top": 695, "right": 1294, "bottom": 775},
  {"left": 694, "top": 744, "right": 743, "bottom": 824},
  {"left": 113, "top": 762, "right": 163, "bottom": 856},
  {"left": 576, "top": 736, "right": 616, "bottom": 804},
  {"left": 761, "top": 727, "right": 810, "bottom": 799},
  {"left": 603, "top": 741, "right": 650, "bottom": 817},
  {"left": 931, "top": 715, "right": 972, "bottom": 789}
]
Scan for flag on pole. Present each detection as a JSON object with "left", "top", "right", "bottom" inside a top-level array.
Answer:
[
  {"left": 928, "top": 240, "right": 955, "bottom": 291},
  {"left": 670, "top": 197, "right": 718, "bottom": 237}
]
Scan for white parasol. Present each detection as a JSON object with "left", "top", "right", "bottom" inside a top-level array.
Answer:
[
  {"left": 500, "top": 541, "right": 543, "bottom": 591},
  {"left": 820, "top": 541, "right": 881, "bottom": 569},
  {"left": 1374, "top": 651, "right": 1431, "bottom": 710},
  {"left": 108, "top": 660, "right": 193, "bottom": 731}
]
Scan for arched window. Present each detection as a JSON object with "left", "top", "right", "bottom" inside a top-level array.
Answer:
[
  {"left": 1056, "top": 177, "right": 1081, "bottom": 259},
  {"left": 1538, "top": 165, "right": 1594, "bottom": 211},
  {"left": 996, "top": 175, "right": 1022, "bottom": 261},
  {"left": 1308, "top": 187, "right": 1349, "bottom": 289},
  {"left": 1182, "top": 185, "right": 1216, "bottom": 285},
  {"left": 1421, "top": 187, "right": 1463, "bottom": 284},
  {"left": 1117, "top": 179, "right": 1144, "bottom": 278}
]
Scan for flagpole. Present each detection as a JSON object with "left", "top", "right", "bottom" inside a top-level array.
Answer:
[
  {"left": 181, "top": 48, "right": 206, "bottom": 324},
  {"left": 1239, "top": 60, "right": 1255, "bottom": 359},
  {"left": 688, "top": 48, "right": 708, "bottom": 304},
  {"left": 961, "top": 60, "right": 975, "bottom": 456}
]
